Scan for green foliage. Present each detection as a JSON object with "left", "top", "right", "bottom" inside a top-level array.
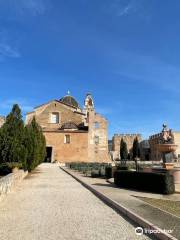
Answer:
[
  {"left": 0, "top": 104, "right": 27, "bottom": 165},
  {"left": 24, "top": 117, "right": 46, "bottom": 171},
  {"left": 116, "top": 165, "right": 129, "bottom": 170},
  {"left": 0, "top": 105, "right": 46, "bottom": 173},
  {"left": 68, "top": 162, "right": 109, "bottom": 178},
  {"left": 114, "top": 171, "right": 175, "bottom": 194},
  {"left": 120, "top": 138, "right": 128, "bottom": 160},
  {"left": 91, "top": 169, "right": 100, "bottom": 178},
  {"left": 105, "top": 165, "right": 112, "bottom": 179},
  {"left": 132, "top": 137, "right": 140, "bottom": 159}
]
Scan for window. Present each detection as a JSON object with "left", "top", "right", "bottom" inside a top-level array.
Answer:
[
  {"left": 94, "top": 136, "right": 99, "bottom": 144},
  {"left": 94, "top": 122, "right": 100, "bottom": 129},
  {"left": 51, "top": 112, "right": 59, "bottom": 124},
  {"left": 64, "top": 135, "right": 71, "bottom": 144}
]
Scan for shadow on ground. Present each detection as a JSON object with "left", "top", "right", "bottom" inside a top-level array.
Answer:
[
  {"left": 24, "top": 169, "right": 42, "bottom": 180},
  {"left": 92, "top": 183, "right": 119, "bottom": 188}
]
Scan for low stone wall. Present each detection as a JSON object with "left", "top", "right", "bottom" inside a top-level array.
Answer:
[{"left": 0, "top": 170, "right": 28, "bottom": 201}]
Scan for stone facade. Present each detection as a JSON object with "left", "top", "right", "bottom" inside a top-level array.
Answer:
[
  {"left": 111, "top": 134, "right": 142, "bottom": 160},
  {"left": 149, "top": 131, "right": 180, "bottom": 161},
  {"left": 26, "top": 94, "right": 110, "bottom": 163},
  {"left": 0, "top": 116, "right": 5, "bottom": 128}
]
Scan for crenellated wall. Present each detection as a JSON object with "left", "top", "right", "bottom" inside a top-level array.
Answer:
[
  {"left": 112, "top": 134, "right": 142, "bottom": 159},
  {"left": 149, "top": 131, "right": 180, "bottom": 161}
]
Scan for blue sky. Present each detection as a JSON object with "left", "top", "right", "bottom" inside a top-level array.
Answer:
[{"left": 0, "top": 0, "right": 180, "bottom": 139}]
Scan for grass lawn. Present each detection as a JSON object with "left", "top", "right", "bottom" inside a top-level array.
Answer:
[{"left": 137, "top": 196, "right": 180, "bottom": 218}]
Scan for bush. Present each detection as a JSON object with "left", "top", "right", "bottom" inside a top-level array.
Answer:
[
  {"left": 114, "top": 171, "right": 175, "bottom": 194},
  {"left": 105, "top": 166, "right": 112, "bottom": 179},
  {"left": 0, "top": 162, "right": 22, "bottom": 176},
  {"left": 91, "top": 169, "right": 100, "bottom": 178},
  {"left": 116, "top": 166, "right": 129, "bottom": 170}
]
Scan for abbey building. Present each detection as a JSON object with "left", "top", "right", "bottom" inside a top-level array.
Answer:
[{"left": 26, "top": 94, "right": 110, "bottom": 163}]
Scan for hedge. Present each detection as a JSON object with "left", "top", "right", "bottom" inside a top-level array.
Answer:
[
  {"left": 105, "top": 166, "right": 112, "bottom": 179},
  {"left": 116, "top": 166, "right": 129, "bottom": 170},
  {"left": 114, "top": 170, "right": 175, "bottom": 194},
  {"left": 67, "top": 162, "right": 109, "bottom": 178},
  {"left": 91, "top": 169, "right": 100, "bottom": 178}
]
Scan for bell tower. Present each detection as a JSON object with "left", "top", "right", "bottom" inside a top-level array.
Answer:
[
  {"left": 83, "top": 93, "right": 94, "bottom": 126},
  {"left": 84, "top": 93, "right": 94, "bottom": 110}
]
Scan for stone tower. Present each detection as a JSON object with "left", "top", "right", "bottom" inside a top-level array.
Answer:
[
  {"left": 84, "top": 93, "right": 110, "bottom": 162},
  {"left": 84, "top": 94, "right": 96, "bottom": 161}
]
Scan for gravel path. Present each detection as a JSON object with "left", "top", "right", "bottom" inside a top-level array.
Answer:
[{"left": 0, "top": 163, "right": 151, "bottom": 240}]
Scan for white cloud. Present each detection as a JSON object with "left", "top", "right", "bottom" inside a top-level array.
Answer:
[
  {"left": 117, "top": 3, "right": 134, "bottom": 16},
  {"left": 0, "top": 43, "right": 20, "bottom": 59},
  {"left": 0, "top": 99, "right": 33, "bottom": 112},
  {"left": 17, "top": 0, "right": 46, "bottom": 15},
  {"left": 105, "top": 0, "right": 137, "bottom": 17},
  {"left": 0, "top": 0, "right": 48, "bottom": 16}
]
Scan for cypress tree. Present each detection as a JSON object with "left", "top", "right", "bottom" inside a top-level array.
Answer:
[
  {"left": 0, "top": 104, "right": 27, "bottom": 167},
  {"left": 0, "top": 105, "right": 46, "bottom": 172},
  {"left": 133, "top": 137, "right": 140, "bottom": 160},
  {"left": 120, "top": 138, "right": 128, "bottom": 160},
  {"left": 25, "top": 117, "right": 46, "bottom": 171}
]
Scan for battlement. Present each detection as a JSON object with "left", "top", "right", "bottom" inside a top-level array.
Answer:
[
  {"left": 113, "top": 133, "right": 142, "bottom": 138},
  {"left": 149, "top": 133, "right": 162, "bottom": 140}
]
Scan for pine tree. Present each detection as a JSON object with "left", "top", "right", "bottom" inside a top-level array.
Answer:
[
  {"left": 120, "top": 138, "right": 128, "bottom": 160},
  {"left": 132, "top": 137, "right": 140, "bottom": 160}
]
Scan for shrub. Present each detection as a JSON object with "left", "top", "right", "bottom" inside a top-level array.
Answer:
[
  {"left": 116, "top": 166, "right": 129, "bottom": 170},
  {"left": 105, "top": 166, "right": 112, "bottom": 179},
  {"left": 114, "top": 171, "right": 175, "bottom": 194},
  {"left": 91, "top": 169, "right": 100, "bottom": 178}
]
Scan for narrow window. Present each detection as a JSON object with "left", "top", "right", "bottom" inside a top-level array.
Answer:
[
  {"left": 64, "top": 135, "right": 71, "bottom": 144},
  {"left": 94, "top": 122, "right": 100, "bottom": 129},
  {"left": 94, "top": 136, "right": 99, "bottom": 144},
  {"left": 51, "top": 112, "right": 59, "bottom": 124}
]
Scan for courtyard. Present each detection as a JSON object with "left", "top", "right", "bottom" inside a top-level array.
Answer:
[{"left": 0, "top": 163, "right": 150, "bottom": 240}]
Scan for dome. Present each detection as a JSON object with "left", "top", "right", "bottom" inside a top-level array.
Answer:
[{"left": 59, "top": 95, "right": 80, "bottom": 108}]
